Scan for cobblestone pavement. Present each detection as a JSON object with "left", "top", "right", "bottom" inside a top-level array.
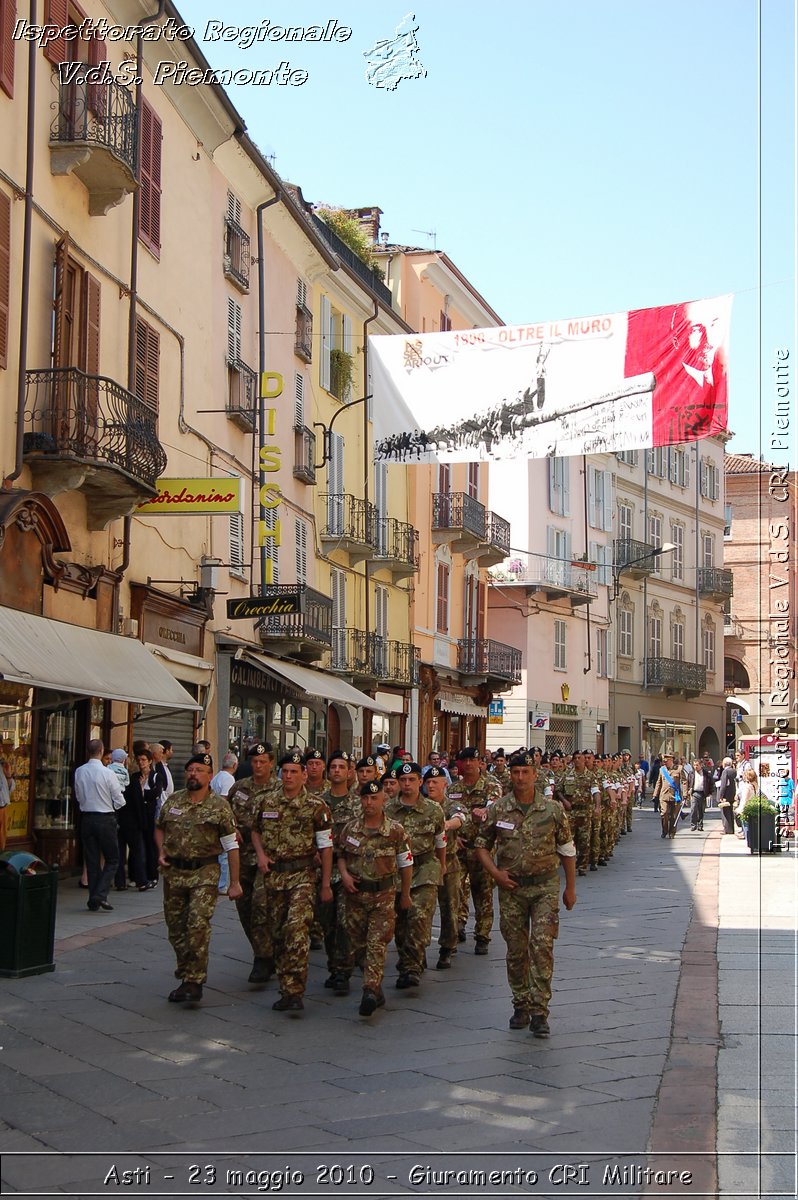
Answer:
[{"left": 0, "top": 807, "right": 795, "bottom": 1198}]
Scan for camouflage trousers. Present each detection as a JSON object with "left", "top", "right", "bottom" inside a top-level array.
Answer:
[
  {"left": 234, "top": 854, "right": 261, "bottom": 953},
  {"left": 316, "top": 881, "right": 350, "bottom": 975},
  {"left": 394, "top": 883, "right": 438, "bottom": 976},
  {"left": 600, "top": 802, "right": 616, "bottom": 858},
  {"left": 437, "top": 867, "right": 462, "bottom": 951},
  {"left": 569, "top": 805, "right": 593, "bottom": 871},
  {"left": 162, "top": 865, "right": 219, "bottom": 984},
  {"left": 457, "top": 850, "right": 495, "bottom": 940},
  {"left": 250, "top": 871, "right": 315, "bottom": 997},
  {"left": 339, "top": 889, "right": 396, "bottom": 992},
  {"left": 625, "top": 795, "right": 634, "bottom": 832},
  {"left": 498, "top": 876, "right": 560, "bottom": 1016},
  {"left": 590, "top": 807, "right": 602, "bottom": 865}
]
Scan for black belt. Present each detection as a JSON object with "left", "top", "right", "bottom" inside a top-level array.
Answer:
[
  {"left": 271, "top": 855, "right": 315, "bottom": 873},
  {"left": 351, "top": 875, "right": 396, "bottom": 894},
  {"left": 168, "top": 856, "right": 218, "bottom": 870},
  {"left": 411, "top": 850, "right": 435, "bottom": 866},
  {"left": 509, "top": 870, "right": 558, "bottom": 886}
]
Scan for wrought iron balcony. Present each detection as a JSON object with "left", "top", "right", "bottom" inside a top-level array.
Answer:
[
  {"left": 330, "top": 629, "right": 418, "bottom": 688},
  {"left": 458, "top": 638, "right": 523, "bottom": 686},
  {"left": 697, "top": 567, "right": 734, "bottom": 601},
  {"left": 478, "top": 510, "right": 511, "bottom": 566},
  {"left": 500, "top": 553, "right": 597, "bottom": 607},
  {"left": 614, "top": 538, "right": 658, "bottom": 578},
  {"left": 227, "top": 360, "right": 257, "bottom": 433},
  {"left": 224, "top": 216, "right": 250, "bottom": 291},
  {"left": 23, "top": 367, "right": 166, "bottom": 528},
  {"left": 374, "top": 517, "right": 419, "bottom": 580},
  {"left": 645, "top": 657, "right": 706, "bottom": 697},
  {"left": 293, "top": 426, "right": 316, "bottom": 485},
  {"left": 294, "top": 304, "right": 312, "bottom": 363},
  {"left": 49, "top": 73, "right": 137, "bottom": 215},
  {"left": 320, "top": 494, "right": 377, "bottom": 563},
  {"left": 432, "top": 491, "right": 487, "bottom": 550},
  {"left": 257, "top": 586, "right": 332, "bottom": 663}
]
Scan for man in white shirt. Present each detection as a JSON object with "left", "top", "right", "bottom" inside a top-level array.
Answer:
[
  {"left": 74, "top": 739, "right": 125, "bottom": 912},
  {"left": 211, "top": 753, "right": 238, "bottom": 892}
]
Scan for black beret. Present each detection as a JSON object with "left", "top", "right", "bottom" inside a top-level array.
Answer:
[
  {"left": 400, "top": 761, "right": 422, "bottom": 776},
  {"left": 247, "top": 743, "right": 272, "bottom": 758},
  {"left": 304, "top": 749, "right": 324, "bottom": 763},
  {"left": 356, "top": 756, "right": 376, "bottom": 769},
  {"left": 494, "top": 747, "right": 505, "bottom": 756},
  {"left": 457, "top": 747, "right": 480, "bottom": 760},
  {"left": 386, "top": 767, "right": 400, "bottom": 780},
  {"left": 425, "top": 766, "right": 446, "bottom": 779},
  {"left": 185, "top": 753, "right": 213, "bottom": 769},
  {"left": 509, "top": 752, "right": 535, "bottom": 769},
  {"left": 279, "top": 751, "right": 305, "bottom": 768},
  {"left": 360, "top": 780, "right": 383, "bottom": 796},
  {"left": 327, "top": 750, "right": 349, "bottom": 767}
]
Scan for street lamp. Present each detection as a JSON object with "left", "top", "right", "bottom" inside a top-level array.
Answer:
[{"left": 609, "top": 542, "right": 675, "bottom": 603}]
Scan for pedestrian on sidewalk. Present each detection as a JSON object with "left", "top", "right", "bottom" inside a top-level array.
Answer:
[
  {"left": 690, "top": 758, "right": 712, "bottom": 830},
  {"left": 717, "top": 757, "right": 738, "bottom": 835},
  {"left": 475, "top": 752, "right": 576, "bottom": 1037},
  {"left": 155, "top": 752, "right": 241, "bottom": 1004},
  {"left": 74, "top": 739, "right": 125, "bottom": 912}
]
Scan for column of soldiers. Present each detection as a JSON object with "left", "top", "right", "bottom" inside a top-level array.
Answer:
[{"left": 156, "top": 742, "right": 639, "bottom": 1032}]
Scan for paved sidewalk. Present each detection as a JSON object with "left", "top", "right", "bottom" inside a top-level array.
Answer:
[{"left": 0, "top": 807, "right": 794, "bottom": 1198}]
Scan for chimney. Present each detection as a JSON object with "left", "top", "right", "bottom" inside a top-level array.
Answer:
[{"left": 349, "top": 206, "right": 382, "bottom": 245}]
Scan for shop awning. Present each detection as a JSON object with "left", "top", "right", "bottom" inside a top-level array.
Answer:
[
  {"left": 238, "top": 650, "right": 391, "bottom": 714},
  {"left": 0, "top": 606, "right": 201, "bottom": 711},
  {"left": 374, "top": 691, "right": 406, "bottom": 715},
  {"left": 438, "top": 691, "right": 488, "bottom": 718},
  {"left": 726, "top": 695, "right": 751, "bottom": 714},
  {"left": 145, "top": 643, "right": 214, "bottom": 687}
]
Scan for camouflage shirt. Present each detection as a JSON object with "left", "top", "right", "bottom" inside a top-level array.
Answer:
[
  {"left": 385, "top": 796, "right": 445, "bottom": 889},
  {"left": 557, "top": 768, "right": 593, "bottom": 807},
  {"left": 254, "top": 785, "right": 333, "bottom": 889},
  {"left": 429, "top": 793, "right": 467, "bottom": 877},
  {"left": 226, "top": 777, "right": 279, "bottom": 867},
  {"left": 157, "top": 789, "right": 237, "bottom": 861},
  {"left": 337, "top": 814, "right": 411, "bottom": 884},
  {"left": 475, "top": 792, "right": 573, "bottom": 877},
  {"left": 447, "top": 774, "right": 503, "bottom": 847},
  {"left": 324, "top": 785, "right": 362, "bottom": 885}
]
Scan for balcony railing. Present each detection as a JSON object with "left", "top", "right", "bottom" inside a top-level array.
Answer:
[
  {"left": 24, "top": 368, "right": 165, "bottom": 487},
  {"left": 646, "top": 657, "right": 707, "bottom": 695},
  {"left": 49, "top": 74, "right": 137, "bottom": 214},
  {"left": 505, "top": 553, "right": 597, "bottom": 605},
  {"left": 458, "top": 638, "right": 523, "bottom": 685},
  {"left": 330, "top": 629, "right": 418, "bottom": 687},
  {"left": 294, "top": 304, "right": 313, "bottom": 362},
  {"left": 320, "top": 494, "right": 377, "bottom": 562},
  {"left": 257, "top": 586, "right": 332, "bottom": 662},
  {"left": 224, "top": 216, "right": 251, "bottom": 291},
  {"left": 697, "top": 567, "right": 733, "bottom": 599},
  {"left": 227, "top": 360, "right": 257, "bottom": 433},
  {"left": 614, "top": 538, "right": 657, "bottom": 577},
  {"left": 432, "top": 491, "right": 487, "bottom": 543},
  {"left": 485, "top": 511, "right": 511, "bottom": 557},
  {"left": 374, "top": 517, "right": 419, "bottom": 578},
  {"left": 293, "top": 425, "right": 316, "bottom": 484},
  {"left": 309, "top": 212, "right": 394, "bottom": 307}
]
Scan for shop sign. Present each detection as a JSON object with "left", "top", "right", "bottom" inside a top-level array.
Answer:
[
  {"left": 552, "top": 702, "right": 578, "bottom": 716},
  {"left": 529, "top": 712, "right": 550, "bottom": 730},
  {"left": 135, "top": 478, "right": 242, "bottom": 515},
  {"left": 226, "top": 594, "right": 302, "bottom": 620},
  {"left": 488, "top": 699, "right": 504, "bottom": 724},
  {"left": 256, "top": 373, "right": 285, "bottom": 584}
]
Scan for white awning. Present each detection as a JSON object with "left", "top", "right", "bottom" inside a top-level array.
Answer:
[
  {"left": 238, "top": 650, "right": 391, "bottom": 714},
  {"left": 438, "top": 691, "right": 488, "bottom": 718},
  {"left": 0, "top": 606, "right": 201, "bottom": 711},
  {"left": 374, "top": 691, "right": 406, "bottom": 715},
  {"left": 726, "top": 695, "right": 751, "bottom": 714},
  {"left": 145, "top": 643, "right": 214, "bottom": 687}
]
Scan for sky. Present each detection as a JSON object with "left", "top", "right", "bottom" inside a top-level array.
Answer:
[{"left": 177, "top": 0, "right": 795, "bottom": 467}]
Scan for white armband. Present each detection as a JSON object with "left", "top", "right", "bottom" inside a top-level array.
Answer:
[
  {"left": 544, "top": 785, "right": 553, "bottom": 798},
  {"left": 557, "top": 840, "right": 577, "bottom": 858},
  {"left": 219, "top": 833, "right": 238, "bottom": 853},
  {"left": 396, "top": 850, "right": 414, "bottom": 869},
  {"left": 315, "top": 828, "right": 334, "bottom": 850},
  {"left": 591, "top": 786, "right": 600, "bottom": 795},
  {"left": 434, "top": 832, "right": 447, "bottom": 849}
]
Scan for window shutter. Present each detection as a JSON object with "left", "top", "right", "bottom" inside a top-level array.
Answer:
[
  {"left": 88, "top": 26, "right": 107, "bottom": 116},
  {"left": 43, "top": 0, "right": 68, "bottom": 64},
  {"left": 548, "top": 457, "right": 556, "bottom": 513},
  {"left": 134, "top": 317, "right": 159, "bottom": 412},
  {"left": 319, "top": 295, "right": 331, "bottom": 390},
  {"left": 560, "top": 457, "right": 570, "bottom": 517},
  {"left": 602, "top": 469, "right": 613, "bottom": 531},
  {"left": 229, "top": 511, "right": 245, "bottom": 575},
  {"left": 227, "top": 297, "right": 241, "bottom": 363},
  {"left": 294, "top": 372, "right": 304, "bottom": 426},
  {"left": 0, "top": 189, "right": 9, "bottom": 369},
  {"left": 606, "top": 629, "right": 614, "bottom": 679},
  {"left": 83, "top": 273, "right": 101, "bottom": 375},
  {"left": 296, "top": 277, "right": 306, "bottom": 308},
  {"left": 52, "top": 235, "right": 70, "bottom": 369},
  {"left": 587, "top": 466, "right": 596, "bottom": 527},
  {"left": 0, "top": 0, "right": 15, "bottom": 98},
  {"left": 139, "top": 100, "right": 162, "bottom": 256},
  {"left": 295, "top": 518, "right": 308, "bottom": 583},
  {"left": 227, "top": 190, "right": 241, "bottom": 225}
]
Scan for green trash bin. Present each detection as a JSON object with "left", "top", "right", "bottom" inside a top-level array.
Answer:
[{"left": 0, "top": 851, "right": 59, "bottom": 977}]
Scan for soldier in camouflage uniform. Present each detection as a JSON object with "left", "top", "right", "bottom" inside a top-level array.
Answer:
[
  {"left": 555, "top": 750, "right": 593, "bottom": 877},
  {"left": 424, "top": 766, "right": 466, "bottom": 969},
  {"left": 490, "top": 749, "right": 511, "bottom": 794},
  {"left": 224, "top": 742, "right": 279, "bottom": 984},
  {"left": 453, "top": 748, "right": 503, "bottom": 953},
  {"left": 475, "top": 752, "right": 577, "bottom": 1036},
  {"left": 320, "top": 750, "right": 362, "bottom": 994},
  {"left": 337, "top": 781, "right": 413, "bottom": 1015},
  {"left": 583, "top": 750, "right": 602, "bottom": 870},
  {"left": 620, "top": 751, "right": 635, "bottom": 833},
  {"left": 303, "top": 748, "right": 327, "bottom": 796},
  {"left": 250, "top": 752, "right": 333, "bottom": 1012},
  {"left": 385, "top": 762, "right": 446, "bottom": 988},
  {"left": 381, "top": 767, "right": 400, "bottom": 802},
  {"left": 155, "top": 753, "right": 242, "bottom": 1004},
  {"left": 356, "top": 755, "right": 379, "bottom": 788}
]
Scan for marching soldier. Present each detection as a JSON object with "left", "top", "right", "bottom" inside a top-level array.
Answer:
[
  {"left": 225, "top": 742, "right": 279, "bottom": 984},
  {"left": 424, "top": 766, "right": 466, "bottom": 970},
  {"left": 320, "top": 750, "right": 362, "bottom": 993},
  {"left": 250, "top": 752, "right": 333, "bottom": 1012},
  {"left": 155, "top": 753, "right": 242, "bottom": 1004},
  {"left": 451, "top": 748, "right": 502, "bottom": 953},
  {"left": 490, "top": 749, "right": 511, "bottom": 793},
  {"left": 337, "top": 781, "right": 413, "bottom": 1015},
  {"left": 303, "top": 748, "right": 327, "bottom": 795},
  {"left": 475, "top": 752, "right": 576, "bottom": 1037},
  {"left": 555, "top": 750, "right": 593, "bottom": 877},
  {"left": 385, "top": 762, "right": 446, "bottom": 989}
]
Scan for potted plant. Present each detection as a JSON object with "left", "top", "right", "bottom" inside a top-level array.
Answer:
[{"left": 740, "top": 794, "right": 778, "bottom": 855}]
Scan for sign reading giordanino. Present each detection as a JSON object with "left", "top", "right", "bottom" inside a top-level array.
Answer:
[{"left": 226, "top": 595, "right": 301, "bottom": 619}]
